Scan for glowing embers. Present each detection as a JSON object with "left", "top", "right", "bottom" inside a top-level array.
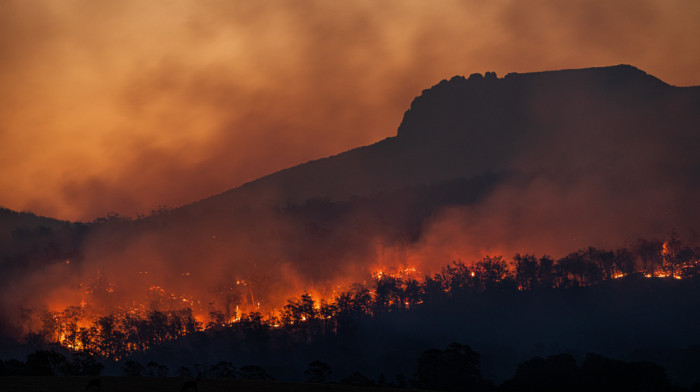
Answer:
[
  {"left": 22, "top": 237, "right": 700, "bottom": 359},
  {"left": 371, "top": 265, "right": 418, "bottom": 280}
]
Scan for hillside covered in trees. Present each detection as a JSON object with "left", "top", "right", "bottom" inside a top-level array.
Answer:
[
  {"left": 2, "top": 65, "right": 700, "bottom": 390},
  {"left": 2, "top": 233, "right": 700, "bottom": 388}
]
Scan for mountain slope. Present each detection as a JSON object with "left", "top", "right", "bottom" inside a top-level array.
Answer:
[
  {"left": 77, "top": 64, "right": 700, "bottom": 308},
  {"left": 184, "top": 64, "right": 700, "bottom": 217},
  {"left": 3, "top": 65, "right": 700, "bottom": 332}
]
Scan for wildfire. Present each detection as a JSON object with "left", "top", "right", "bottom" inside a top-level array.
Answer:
[
  {"left": 371, "top": 265, "right": 419, "bottom": 280},
  {"left": 16, "top": 236, "right": 700, "bottom": 360}
]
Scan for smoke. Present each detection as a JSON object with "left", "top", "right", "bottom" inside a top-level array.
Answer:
[
  {"left": 2, "top": 1, "right": 700, "bottom": 343},
  {"left": 403, "top": 68, "right": 700, "bottom": 264},
  {"left": 1, "top": 0, "right": 700, "bottom": 220}
]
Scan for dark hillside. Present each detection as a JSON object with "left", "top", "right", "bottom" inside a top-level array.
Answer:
[
  {"left": 185, "top": 65, "right": 700, "bottom": 216},
  {"left": 132, "top": 276, "right": 700, "bottom": 386}
]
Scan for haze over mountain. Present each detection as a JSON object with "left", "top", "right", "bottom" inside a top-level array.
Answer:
[
  {"left": 189, "top": 64, "right": 699, "bottom": 209},
  {"left": 5, "top": 0, "right": 700, "bottom": 222},
  {"left": 179, "top": 64, "right": 700, "bottom": 255},
  {"left": 2, "top": 65, "right": 700, "bottom": 324}
]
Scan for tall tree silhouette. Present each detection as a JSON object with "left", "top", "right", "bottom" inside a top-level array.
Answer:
[
  {"left": 415, "top": 342, "right": 483, "bottom": 391},
  {"left": 513, "top": 254, "right": 538, "bottom": 291}
]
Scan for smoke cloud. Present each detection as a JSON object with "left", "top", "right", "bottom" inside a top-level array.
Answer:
[{"left": 1, "top": 0, "right": 699, "bottom": 220}]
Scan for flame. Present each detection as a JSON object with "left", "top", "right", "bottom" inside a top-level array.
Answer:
[
  {"left": 371, "top": 265, "right": 419, "bottom": 280},
  {"left": 19, "top": 246, "right": 700, "bottom": 358}
]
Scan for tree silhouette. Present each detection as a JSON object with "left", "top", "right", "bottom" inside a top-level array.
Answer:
[
  {"left": 584, "top": 247, "right": 615, "bottom": 280},
  {"left": 536, "top": 255, "right": 555, "bottom": 289},
  {"left": 500, "top": 354, "right": 578, "bottom": 392},
  {"left": 305, "top": 360, "right": 333, "bottom": 383},
  {"left": 418, "top": 274, "right": 440, "bottom": 305},
  {"left": 580, "top": 353, "right": 670, "bottom": 392},
  {"left": 440, "top": 261, "right": 474, "bottom": 298},
  {"left": 209, "top": 361, "right": 236, "bottom": 378},
  {"left": 661, "top": 230, "right": 697, "bottom": 277},
  {"left": 25, "top": 350, "right": 69, "bottom": 376},
  {"left": 175, "top": 366, "right": 193, "bottom": 378},
  {"left": 555, "top": 250, "right": 602, "bottom": 287},
  {"left": 513, "top": 254, "right": 538, "bottom": 291},
  {"left": 473, "top": 256, "right": 510, "bottom": 291},
  {"left": 374, "top": 274, "right": 402, "bottom": 312},
  {"left": 341, "top": 371, "right": 374, "bottom": 386},
  {"left": 122, "top": 359, "right": 145, "bottom": 377},
  {"left": 146, "top": 360, "right": 168, "bottom": 377},
  {"left": 239, "top": 365, "right": 272, "bottom": 380},
  {"left": 613, "top": 248, "right": 636, "bottom": 276},
  {"left": 282, "top": 292, "right": 318, "bottom": 325},
  {"left": 635, "top": 238, "right": 663, "bottom": 276},
  {"left": 415, "top": 343, "right": 482, "bottom": 391},
  {"left": 69, "top": 352, "right": 103, "bottom": 376},
  {"left": 403, "top": 277, "right": 424, "bottom": 308}
]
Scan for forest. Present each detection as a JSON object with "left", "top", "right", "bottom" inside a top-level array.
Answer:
[
  {"left": 2, "top": 229, "right": 700, "bottom": 390},
  {"left": 14, "top": 230, "right": 699, "bottom": 353}
]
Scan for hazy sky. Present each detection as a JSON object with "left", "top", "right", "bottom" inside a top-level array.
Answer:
[{"left": 2, "top": 0, "right": 699, "bottom": 221}]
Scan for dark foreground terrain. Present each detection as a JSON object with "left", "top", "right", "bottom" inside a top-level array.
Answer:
[{"left": 0, "top": 377, "right": 409, "bottom": 392}]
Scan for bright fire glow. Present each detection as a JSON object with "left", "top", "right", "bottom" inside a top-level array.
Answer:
[{"left": 16, "top": 242, "right": 700, "bottom": 358}]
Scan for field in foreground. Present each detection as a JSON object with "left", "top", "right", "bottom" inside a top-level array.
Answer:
[{"left": 0, "top": 377, "right": 408, "bottom": 392}]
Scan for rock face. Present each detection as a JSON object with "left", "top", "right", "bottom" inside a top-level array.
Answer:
[{"left": 186, "top": 65, "right": 700, "bottom": 215}]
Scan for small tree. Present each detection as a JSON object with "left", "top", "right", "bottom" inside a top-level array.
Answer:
[
  {"left": 537, "top": 255, "right": 555, "bottom": 289},
  {"left": 209, "top": 361, "right": 236, "bottom": 378},
  {"left": 175, "top": 366, "right": 193, "bottom": 378},
  {"left": 513, "top": 254, "right": 538, "bottom": 291},
  {"left": 239, "top": 365, "right": 272, "bottom": 380},
  {"left": 340, "top": 372, "right": 374, "bottom": 386},
  {"left": 473, "top": 256, "right": 510, "bottom": 290},
  {"left": 146, "top": 361, "right": 168, "bottom": 377},
  {"left": 613, "top": 248, "right": 636, "bottom": 276},
  {"left": 501, "top": 354, "right": 579, "bottom": 392},
  {"left": 415, "top": 343, "right": 482, "bottom": 391},
  {"left": 69, "top": 352, "right": 103, "bottom": 376},
  {"left": 122, "top": 360, "right": 145, "bottom": 377},
  {"left": 25, "top": 350, "right": 69, "bottom": 376},
  {"left": 305, "top": 360, "right": 332, "bottom": 383},
  {"left": 635, "top": 239, "right": 663, "bottom": 276}
]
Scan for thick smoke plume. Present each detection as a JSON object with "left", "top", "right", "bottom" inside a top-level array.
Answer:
[
  {"left": 1, "top": 2, "right": 700, "bottom": 348},
  {"left": 3, "top": 65, "right": 700, "bottom": 337},
  {"left": 1, "top": 0, "right": 700, "bottom": 220}
]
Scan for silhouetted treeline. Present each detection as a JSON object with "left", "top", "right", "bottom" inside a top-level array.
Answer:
[
  {"left": 0, "top": 207, "right": 173, "bottom": 281},
  {"left": 20, "top": 307, "right": 200, "bottom": 359},
  {"left": 12, "top": 231, "right": 700, "bottom": 361},
  {"left": 0, "top": 350, "right": 102, "bottom": 376},
  {"left": 4, "top": 344, "right": 698, "bottom": 392},
  {"left": 500, "top": 352, "right": 678, "bottom": 392},
  {"left": 0, "top": 210, "right": 87, "bottom": 279}
]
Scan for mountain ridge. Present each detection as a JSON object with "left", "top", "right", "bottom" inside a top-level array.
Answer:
[
  {"left": 2, "top": 64, "right": 697, "bottom": 227},
  {"left": 182, "top": 64, "right": 699, "bottom": 217},
  {"left": 2, "top": 64, "right": 700, "bottom": 347}
]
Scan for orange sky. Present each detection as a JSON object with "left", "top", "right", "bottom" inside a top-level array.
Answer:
[{"left": 2, "top": 0, "right": 699, "bottom": 221}]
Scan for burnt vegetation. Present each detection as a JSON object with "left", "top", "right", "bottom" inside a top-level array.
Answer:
[
  {"left": 2, "top": 230, "right": 700, "bottom": 389},
  {"left": 3, "top": 65, "right": 700, "bottom": 390},
  {"left": 9, "top": 230, "right": 700, "bottom": 357}
]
